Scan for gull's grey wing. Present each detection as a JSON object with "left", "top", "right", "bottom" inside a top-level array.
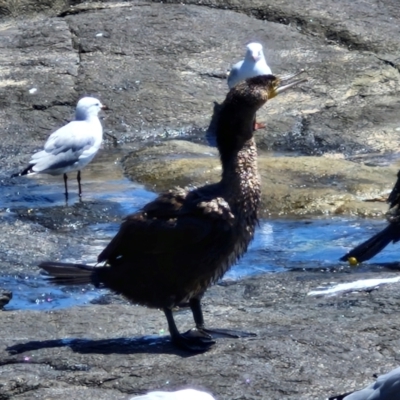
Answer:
[
  {"left": 42, "top": 121, "right": 96, "bottom": 155},
  {"left": 30, "top": 121, "right": 97, "bottom": 173},
  {"left": 227, "top": 60, "right": 243, "bottom": 89}
]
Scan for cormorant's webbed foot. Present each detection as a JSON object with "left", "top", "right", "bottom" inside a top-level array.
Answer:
[
  {"left": 164, "top": 308, "right": 215, "bottom": 353},
  {"left": 189, "top": 297, "right": 257, "bottom": 340},
  {"left": 177, "top": 328, "right": 215, "bottom": 352}
]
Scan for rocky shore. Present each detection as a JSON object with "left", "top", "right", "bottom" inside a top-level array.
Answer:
[
  {"left": 1, "top": 0, "right": 400, "bottom": 399},
  {"left": 2, "top": 269, "right": 400, "bottom": 399}
]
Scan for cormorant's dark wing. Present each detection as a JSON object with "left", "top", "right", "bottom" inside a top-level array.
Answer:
[
  {"left": 98, "top": 188, "right": 235, "bottom": 264},
  {"left": 340, "top": 170, "right": 400, "bottom": 263}
]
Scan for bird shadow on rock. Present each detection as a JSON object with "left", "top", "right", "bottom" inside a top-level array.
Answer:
[{"left": 7, "top": 335, "right": 198, "bottom": 358}]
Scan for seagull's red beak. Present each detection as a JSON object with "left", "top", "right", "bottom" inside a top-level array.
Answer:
[
  {"left": 101, "top": 104, "right": 109, "bottom": 110},
  {"left": 251, "top": 52, "right": 260, "bottom": 62}
]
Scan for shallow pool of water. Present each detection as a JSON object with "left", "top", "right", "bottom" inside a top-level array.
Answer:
[
  {"left": 1, "top": 147, "right": 399, "bottom": 311},
  {"left": 4, "top": 215, "right": 397, "bottom": 311}
]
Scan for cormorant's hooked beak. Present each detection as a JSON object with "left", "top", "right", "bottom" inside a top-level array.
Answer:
[{"left": 275, "top": 69, "right": 307, "bottom": 95}]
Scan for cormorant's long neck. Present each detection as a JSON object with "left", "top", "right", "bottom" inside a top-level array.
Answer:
[
  {"left": 214, "top": 94, "right": 262, "bottom": 229},
  {"left": 220, "top": 137, "right": 261, "bottom": 218}
]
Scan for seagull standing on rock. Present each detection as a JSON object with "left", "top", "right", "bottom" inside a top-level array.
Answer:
[
  {"left": 228, "top": 42, "right": 272, "bottom": 130},
  {"left": 12, "top": 97, "right": 107, "bottom": 200}
]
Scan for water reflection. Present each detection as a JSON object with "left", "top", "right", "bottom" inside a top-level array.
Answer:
[
  {"left": 1, "top": 147, "right": 399, "bottom": 311},
  {"left": 3, "top": 217, "right": 397, "bottom": 311}
]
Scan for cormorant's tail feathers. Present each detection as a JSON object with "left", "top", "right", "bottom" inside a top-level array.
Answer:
[
  {"left": 340, "top": 224, "right": 400, "bottom": 263},
  {"left": 39, "top": 262, "right": 97, "bottom": 285},
  {"left": 11, "top": 164, "right": 34, "bottom": 178}
]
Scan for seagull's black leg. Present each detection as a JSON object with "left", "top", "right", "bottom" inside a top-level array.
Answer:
[
  {"left": 77, "top": 170, "right": 82, "bottom": 197},
  {"left": 63, "top": 173, "right": 69, "bottom": 200},
  {"left": 189, "top": 297, "right": 256, "bottom": 339},
  {"left": 164, "top": 307, "right": 215, "bottom": 352}
]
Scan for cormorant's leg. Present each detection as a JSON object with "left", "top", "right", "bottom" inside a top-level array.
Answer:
[
  {"left": 63, "top": 173, "right": 69, "bottom": 201},
  {"left": 163, "top": 308, "right": 215, "bottom": 352},
  {"left": 77, "top": 170, "right": 82, "bottom": 197},
  {"left": 189, "top": 297, "right": 256, "bottom": 339}
]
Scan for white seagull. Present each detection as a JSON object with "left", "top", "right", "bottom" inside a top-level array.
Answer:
[
  {"left": 12, "top": 97, "right": 106, "bottom": 199},
  {"left": 228, "top": 42, "right": 272, "bottom": 130},
  {"left": 126, "top": 389, "right": 216, "bottom": 400},
  {"left": 227, "top": 42, "right": 272, "bottom": 89},
  {"left": 329, "top": 366, "right": 400, "bottom": 400}
]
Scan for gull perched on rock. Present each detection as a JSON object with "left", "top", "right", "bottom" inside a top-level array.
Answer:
[
  {"left": 12, "top": 97, "right": 106, "bottom": 200},
  {"left": 328, "top": 366, "right": 400, "bottom": 400},
  {"left": 126, "top": 389, "right": 215, "bottom": 400},
  {"left": 228, "top": 42, "right": 272, "bottom": 130},
  {"left": 228, "top": 42, "right": 272, "bottom": 89}
]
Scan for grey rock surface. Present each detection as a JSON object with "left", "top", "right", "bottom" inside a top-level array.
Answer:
[
  {"left": 1, "top": 1, "right": 400, "bottom": 399},
  {"left": 2, "top": 0, "right": 400, "bottom": 220},
  {"left": 2, "top": 270, "right": 400, "bottom": 399},
  {"left": 1, "top": 0, "right": 400, "bottom": 169}
]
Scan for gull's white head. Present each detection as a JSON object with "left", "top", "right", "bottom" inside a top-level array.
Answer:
[
  {"left": 75, "top": 97, "right": 105, "bottom": 120},
  {"left": 245, "top": 42, "right": 264, "bottom": 63}
]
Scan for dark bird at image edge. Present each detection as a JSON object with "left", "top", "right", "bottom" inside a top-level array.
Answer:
[
  {"left": 341, "top": 170, "right": 400, "bottom": 264},
  {"left": 40, "top": 73, "right": 307, "bottom": 352}
]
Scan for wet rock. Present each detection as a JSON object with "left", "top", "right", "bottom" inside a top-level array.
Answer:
[
  {"left": 70, "top": 0, "right": 398, "bottom": 156},
  {"left": 13, "top": 199, "right": 122, "bottom": 231},
  {"left": 2, "top": 269, "right": 400, "bottom": 399},
  {"left": 1, "top": 0, "right": 400, "bottom": 172},
  {"left": 0, "top": 197, "right": 120, "bottom": 278},
  {"left": 0, "top": 0, "right": 68, "bottom": 17},
  {"left": 0, "top": 289, "right": 12, "bottom": 309},
  {"left": 157, "top": 0, "right": 400, "bottom": 55},
  {"left": 124, "top": 139, "right": 398, "bottom": 216},
  {"left": 1, "top": 2, "right": 400, "bottom": 398}
]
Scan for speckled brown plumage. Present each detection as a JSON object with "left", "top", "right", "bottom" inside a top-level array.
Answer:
[{"left": 40, "top": 74, "right": 306, "bottom": 352}]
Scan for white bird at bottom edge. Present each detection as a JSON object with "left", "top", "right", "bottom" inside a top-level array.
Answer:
[
  {"left": 328, "top": 366, "right": 400, "bottom": 400},
  {"left": 125, "top": 388, "right": 216, "bottom": 400}
]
